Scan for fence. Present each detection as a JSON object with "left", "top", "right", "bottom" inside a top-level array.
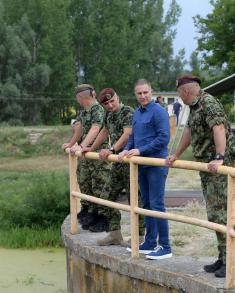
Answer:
[{"left": 66, "top": 149, "right": 235, "bottom": 289}]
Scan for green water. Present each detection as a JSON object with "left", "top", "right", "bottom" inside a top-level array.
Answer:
[{"left": 0, "top": 248, "right": 66, "bottom": 293}]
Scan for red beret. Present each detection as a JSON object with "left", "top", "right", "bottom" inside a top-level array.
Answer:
[
  {"left": 176, "top": 75, "right": 201, "bottom": 88},
  {"left": 98, "top": 88, "right": 116, "bottom": 103}
]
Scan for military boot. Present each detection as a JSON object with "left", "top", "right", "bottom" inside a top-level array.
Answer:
[{"left": 97, "top": 230, "right": 123, "bottom": 246}]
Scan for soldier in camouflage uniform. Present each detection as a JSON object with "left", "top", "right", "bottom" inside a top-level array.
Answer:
[
  {"left": 62, "top": 84, "right": 110, "bottom": 232},
  {"left": 166, "top": 75, "right": 234, "bottom": 278},
  {"left": 83, "top": 88, "right": 145, "bottom": 245}
]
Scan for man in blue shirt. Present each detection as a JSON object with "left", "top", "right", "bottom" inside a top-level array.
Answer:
[{"left": 118, "top": 79, "right": 172, "bottom": 259}]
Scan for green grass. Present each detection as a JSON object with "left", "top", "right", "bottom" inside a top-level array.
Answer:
[
  {"left": 0, "top": 125, "right": 71, "bottom": 158},
  {"left": 0, "top": 226, "right": 63, "bottom": 248}
]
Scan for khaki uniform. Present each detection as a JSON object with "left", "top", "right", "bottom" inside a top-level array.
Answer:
[
  {"left": 188, "top": 91, "right": 234, "bottom": 263},
  {"left": 76, "top": 101, "right": 110, "bottom": 213},
  {"left": 98, "top": 104, "right": 145, "bottom": 235}
]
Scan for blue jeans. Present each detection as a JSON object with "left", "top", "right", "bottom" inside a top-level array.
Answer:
[{"left": 138, "top": 166, "right": 170, "bottom": 249}]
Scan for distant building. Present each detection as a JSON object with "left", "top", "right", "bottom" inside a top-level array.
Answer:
[{"left": 152, "top": 91, "right": 189, "bottom": 125}]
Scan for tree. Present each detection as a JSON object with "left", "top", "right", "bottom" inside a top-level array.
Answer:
[
  {"left": 2, "top": 0, "right": 76, "bottom": 124},
  {"left": 71, "top": 0, "right": 185, "bottom": 96},
  {"left": 194, "top": 0, "right": 235, "bottom": 76},
  {"left": 0, "top": 9, "right": 50, "bottom": 125}
]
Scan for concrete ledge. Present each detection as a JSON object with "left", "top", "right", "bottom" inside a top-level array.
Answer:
[{"left": 62, "top": 216, "right": 232, "bottom": 293}]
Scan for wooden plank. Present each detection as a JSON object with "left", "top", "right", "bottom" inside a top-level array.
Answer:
[
  {"left": 69, "top": 154, "right": 78, "bottom": 234},
  {"left": 226, "top": 175, "right": 235, "bottom": 288},
  {"left": 130, "top": 162, "right": 139, "bottom": 258}
]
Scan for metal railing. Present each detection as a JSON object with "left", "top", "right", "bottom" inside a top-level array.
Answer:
[{"left": 66, "top": 150, "right": 235, "bottom": 289}]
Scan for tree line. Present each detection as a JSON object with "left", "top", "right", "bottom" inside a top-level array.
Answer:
[{"left": 0, "top": 0, "right": 234, "bottom": 125}]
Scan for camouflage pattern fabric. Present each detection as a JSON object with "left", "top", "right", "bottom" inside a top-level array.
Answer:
[
  {"left": 100, "top": 104, "right": 145, "bottom": 235},
  {"left": 188, "top": 90, "right": 234, "bottom": 263},
  {"left": 98, "top": 162, "right": 145, "bottom": 235},
  {"left": 187, "top": 91, "right": 233, "bottom": 162},
  {"left": 200, "top": 171, "right": 227, "bottom": 263},
  {"left": 78, "top": 100, "right": 108, "bottom": 149},
  {"left": 77, "top": 159, "right": 110, "bottom": 213},
  {"left": 76, "top": 100, "right": 110, "bottom": 212},
  {"left": 104, "top": 103, "right": 133, "bottom": 146}
]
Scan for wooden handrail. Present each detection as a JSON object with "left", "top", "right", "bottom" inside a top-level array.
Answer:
[
  {"left": 65, "top": 149, "right": 235, "bottom": 177},
  {"left": 66, "top": 149, "right": 235, "bottom": 289}
]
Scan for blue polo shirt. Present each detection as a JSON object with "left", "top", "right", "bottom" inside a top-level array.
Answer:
[{"left": 124, "top": 101, "right": 170, "bottom": 158}]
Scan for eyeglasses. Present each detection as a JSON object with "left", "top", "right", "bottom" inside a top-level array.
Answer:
[{"left": 136, "top": 91, "right": 149, "bottom": 95}]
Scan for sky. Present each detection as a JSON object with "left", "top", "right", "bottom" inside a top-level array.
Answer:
[{"left": 164, "top": 0, "right": 213, "bottom": 61}]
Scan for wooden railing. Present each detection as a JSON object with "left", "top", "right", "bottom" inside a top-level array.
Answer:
[{"left": 66, "top": 150, "right": 235, "bottom": 289}]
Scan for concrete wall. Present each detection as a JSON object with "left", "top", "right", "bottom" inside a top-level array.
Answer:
[{"left": 62, "top": 216, "right": 227, "bottom": 293}]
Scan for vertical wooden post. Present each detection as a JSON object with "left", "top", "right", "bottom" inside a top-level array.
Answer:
[
  {"left": 130, "top": 161, "right": 139, "bottom": 258},
  {"left": 69, "top": 154, "right": 78, "bottom": 234},
  {"left": 226, "top": 175, "right": 235, "bottom": 288}
]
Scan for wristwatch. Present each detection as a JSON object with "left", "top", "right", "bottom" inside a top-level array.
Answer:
[
  {"left": 214, "top": 153, "right": 224, "bottom": 160},
  {"left": 109, "top": 146, "right": 116, "bottom": 154}
]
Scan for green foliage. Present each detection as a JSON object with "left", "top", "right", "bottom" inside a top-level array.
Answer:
[
  {"left": 71, "top": 0, "right": 185, "bottom": 93},
  {"left": 1, "top": 0, "right": 75, "bottom": 125},
  {"left": 194, "top": 0, "right": 235, "bottom": 75},
  {"left": 0, "top": 125, "right": 71, "bottom": 157},
  {"left": 0, "top": 171, "right": 69, "bottom": 229},
  {"left": 0, "top": 226, "right": 63, "bottom": 248}
]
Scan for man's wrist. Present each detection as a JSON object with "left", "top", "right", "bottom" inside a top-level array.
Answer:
[
  {"left": 213, "top": 153, "right": 224, "bottom": 160},
  {"left": 109, "top": 146, "right": 116, "bottom": 154}
]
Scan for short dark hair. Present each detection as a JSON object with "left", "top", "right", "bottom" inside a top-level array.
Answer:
[{"left": 134, "top": 79, "right": 151, "bottom": 89}]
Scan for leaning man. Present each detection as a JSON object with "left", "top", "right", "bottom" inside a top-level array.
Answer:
[
  {"left": 166, "top": 75, "right": 234, "bottom": 278},
  {"left": 119, "top": 79, "right": 172, "bottom": 260}
]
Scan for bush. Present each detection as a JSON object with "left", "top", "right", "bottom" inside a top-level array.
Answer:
[{"left": 0, "top": 171, "right": 70, "bottom": 229}]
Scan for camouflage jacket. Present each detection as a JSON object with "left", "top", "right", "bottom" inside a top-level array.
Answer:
[
  {"left": 104, "top": 103, "right": 133, "bottom": 146},
  {"left": 76, "top": 100, "right": 108, "bottom": 148},
  {"left": 187, "top": 91, "right": 233, "bottom": 163}
]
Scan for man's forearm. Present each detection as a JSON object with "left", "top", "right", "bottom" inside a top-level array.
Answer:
[
  {"left": 80, "top": 125, "right": 100, "bottom": 147},
  {"left": 113, "top": 128, "right": 132, "bottom": 151},
  {"left": 213, "top": 124, "right": 226, "bottom": 155},
  {"left": 175, "top": 127, "right": 191, "bottom": 157},
  {"left": 67, "top": 124, "right": 82, "bottom": 147},
  {"left": 90, "top": 128, "right": 109, "bottom": 151}
]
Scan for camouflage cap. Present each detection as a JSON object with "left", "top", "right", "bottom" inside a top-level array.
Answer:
[
  {"left": 98, "top": 88, "right": 116, "bottom": 104},
  {"left": 176, "top": 75, "right": 201, "bottom": 88},
  {"left": 75, "top": 84, "right": 95, "bottom": 95}
]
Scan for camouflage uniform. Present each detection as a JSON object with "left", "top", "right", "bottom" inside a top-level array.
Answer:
[
  {"left": 98, "top": 104, "right": 145, "bottom": 235},
  {"left": 187, "top": 91, "right": 234, "bottom": 263},
  {"left": 76, "top": 101, "right": 110, "bottom": 213}
]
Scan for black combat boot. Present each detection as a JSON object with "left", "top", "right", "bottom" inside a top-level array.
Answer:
[
  {"left": 89, "top": 215, "right": 108, "bottom": 232},
  {"left": 77, "top": 206, "right": 88, "bottom": 225},
  {"left": 81, "top": 212, "right": 97, "bottom": 230},
  {"left": 204, "top": 259, "right": 223, "bottom": 273},
  {"left": 214, "top": 264, "right": 226, "bottom": 278}
]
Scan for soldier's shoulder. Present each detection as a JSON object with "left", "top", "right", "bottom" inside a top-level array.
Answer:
[
  {"left": 201, "top": 92, "right": 217, "bottom": 104},
  {"left": 91, "top": 102, "right": 104, "bottom": 113},
  {"left": 122, "top": 105, "right": 134, "bottom": 115}
]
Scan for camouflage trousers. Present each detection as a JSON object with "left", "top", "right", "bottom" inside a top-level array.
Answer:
[
  {"left": 77, "top": 158, "right": 110, "bottom": 213},
  {"left": 200, "top": 171, "right": 228, "bottom": 263},
  {"left": 98, "top": 162, "right": 145, "bottom": 235}
]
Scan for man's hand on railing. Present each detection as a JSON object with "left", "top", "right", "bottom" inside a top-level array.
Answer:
[
  {"left": 165, "top": 154, "right": 178, "bottom": 167},
  {"left": 61, "top": 142, "right": 70, "bottom": 151},
  {"left": 80, "top": 146, "right": 92, "bottom": 153},
  {"left": 208, "top": 159, "right": 223, "bottom": 173},
  {"left": 118, "top": 150, "right": 128, "bottom": 162},
  {"left": 118, "top": 149, "right": 140, "bottom": 161},
  {"left": 70, "top": 143, "right": 82, "bottom": 156},
  {"left": 99, "top": 149, "right": 112, "bottom": 160}
]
